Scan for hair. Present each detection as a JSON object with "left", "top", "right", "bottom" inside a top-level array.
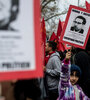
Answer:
[
  {"left": 12, "top": 0, "right": 19, "bottom": 6},
  {"left": 10, "top": 0, "right": 19, "bottom": 22},
  {"left": 47, "top": 41, "right": 57, "bottom": 51},
  {"left": 75, "top": 16, "right": 86, "bottom": 25},
  {"left": 70, "top": 64, "right": 82, "bottom": 78}
]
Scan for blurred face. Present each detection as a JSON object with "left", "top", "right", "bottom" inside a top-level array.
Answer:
[
  {"left": 45, "top": 43, "right": 49, "bottom": 53},
  {"left": 45, "top": 43, "right": 51, "bottom": 53},
  {"left": 0, "top": 0, "right": 12, "bottom": 27},
  {"left": 73, "top": 18, "right": 83, "bottom": 31},
  {"left": 70, "top": 71, "right": 79, "bottom": 85}
]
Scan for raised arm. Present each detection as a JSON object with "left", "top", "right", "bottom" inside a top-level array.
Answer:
[{"left": 58, "top": 51, "right": 71, "bottom": 99}]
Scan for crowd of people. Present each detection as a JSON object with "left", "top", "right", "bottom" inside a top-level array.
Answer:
[
  {"left": 1, "top": 38, "right": 90, "bottom": 100},
  {"left": 43, "top": 39, "right": 90, "bottom": 100},
  {"left": 0, "top": 0, "right": 90, "bottom": 100}
]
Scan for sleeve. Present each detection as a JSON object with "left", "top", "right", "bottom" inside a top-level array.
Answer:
[
  {"left": 58, "top": 59, "right": 70, "bottom": 99},
  {"left": 83, "top": 96, "right": 90, "bottom": 100},
  {"left": 46, "top": 56, "right": 61, "bottom": 77}
]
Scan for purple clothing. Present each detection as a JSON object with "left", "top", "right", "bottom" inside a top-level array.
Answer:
[{"left": 58, "top": 59, "right": 90, "bottom": 100}]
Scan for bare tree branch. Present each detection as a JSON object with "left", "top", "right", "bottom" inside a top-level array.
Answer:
[
  {"left": 41, "top": 0, "right": 46, "bottom": 5},
  {"left": 45, "top": 10, "right": 68, "bottom": 21},
  {"left": 41, "top": 0, "right": 55, "bottom": 11}
]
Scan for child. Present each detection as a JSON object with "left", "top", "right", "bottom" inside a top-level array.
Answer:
[{"left": 58, "top": 51, "right": 90, "bottom": 100}]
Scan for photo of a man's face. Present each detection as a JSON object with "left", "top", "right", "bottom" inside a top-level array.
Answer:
[
  {"left": 0, "top": 0, "right": 11, "bottom": 22},
  {"left": 70, "top": 16, "right": 86, "bottom": 34},
  {"left": 0, "top": 0, "right": 19, "bottom": 31}
]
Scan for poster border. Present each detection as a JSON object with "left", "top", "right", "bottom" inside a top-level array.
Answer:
[
  {"left": 0, "top": 0, "right": 43, "bottom": 81},
  {"left": 60, "top": 5, "right": 90, "bottom": 49}
]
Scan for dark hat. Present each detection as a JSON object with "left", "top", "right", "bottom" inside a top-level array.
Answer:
[{"left": 70, "top": 64, "right": 82, "bottom": 77}]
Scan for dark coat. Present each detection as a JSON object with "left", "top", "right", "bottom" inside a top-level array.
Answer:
[
  {"left": 70, "top": 26, "right": 84, "bottom": 34},
  {"left": 72, "top": 50, "right": 90, "bottom": 97}
]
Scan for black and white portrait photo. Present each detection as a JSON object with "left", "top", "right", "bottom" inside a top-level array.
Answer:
[
  {"left": 0, "top": 0, "right": 19, "bottom": 31},
  {"left": 70, "top": 16, "right": 86, "bottom": 34}
]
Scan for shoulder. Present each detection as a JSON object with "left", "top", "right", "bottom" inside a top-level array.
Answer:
[
  {"left": 50, "top": 52, "right": 60, "bottom": 59},
  {"left": 75, "top": 51, "right": 89, "bottom": 59},
  {"left": 76, "top": 84, "right": 82, "bottom": 90},
  {"left": 49, "top": 52, "right": 61, "bottom": 64}
]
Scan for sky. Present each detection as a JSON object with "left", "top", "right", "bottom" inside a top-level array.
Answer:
[{"left": 58, "top": 0, "right": 90, "bottom": 21}]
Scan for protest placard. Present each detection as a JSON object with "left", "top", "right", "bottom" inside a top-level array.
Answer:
[
  {"left": 60, "top": 5, "right": 90, "bottom": 49},
  {"left": 0, "top": 0, "right": 43, "bottom": 81}
]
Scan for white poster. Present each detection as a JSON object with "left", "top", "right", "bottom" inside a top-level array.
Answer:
[
  {"left": 0, "top": 0, "right": 43, "bottom": 81},
  {"left": 60, "top": 5, "right": 90, "bottom": 49}
]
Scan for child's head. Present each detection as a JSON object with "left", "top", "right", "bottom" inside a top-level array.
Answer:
[{"left": 70, "top": 64, "right": 82, "bottom": 85}]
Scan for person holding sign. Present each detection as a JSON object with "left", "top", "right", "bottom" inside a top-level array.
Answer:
[
  {"left": 57, "top": 51, "right": 90, "bottom": 100},
  {"left": 70, "top": 38, "right": 90, "bottom": 98},
  {"left": 70, "top": 16, "right": 86, "bottom": 34}
]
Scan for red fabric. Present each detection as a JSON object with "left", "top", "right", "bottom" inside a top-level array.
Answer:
[
  {"left": 63, "top": 58, "right": 70, "bottom": 64},
  {"left": 61, "top": 21, "right": 65, "bottom": 28},
  {"left": 64, "top": 44, "right": 71, "bottom": 50},
  {"left": 41, "top": 17, "right": 46, "bottom": 65},
  {"left": 49, "top": 32, "right": 57, "bottom": 41},
  {"left": 56, "top": 20, "right": 66, "bottom": 52},
  {"left": 56, "top": 20, "right": 62, "bottom": 41},
  {"left": 57, "top": 41, "right": 65, "bottom": 52},
  {"left": 86, "top": 1, "right": 90, "bottom": 10},
  {"left": 45, "top": 51, "right": 55, "bottom": 65},
  {"left": 41, "top": 17, "right": 46, "bottom": 44}
]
